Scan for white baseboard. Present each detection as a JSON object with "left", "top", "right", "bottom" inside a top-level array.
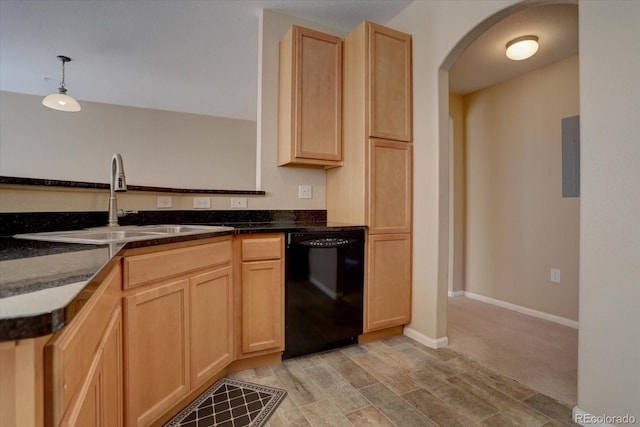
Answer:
[
  {"left": 403, "top": 327, "right": 449, "bottom": 349},
  {"left": 572, "top": 406, "right": 622, "bottom": 426},
  {"left": 448, "top": 290, "right": 465, "bottom": 297},
  {"left": 456, "top": 292, "right": 579, "bottom": 329}
]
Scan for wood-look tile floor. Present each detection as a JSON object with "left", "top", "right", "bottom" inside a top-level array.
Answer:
[{"left": 228, "top": 335, "right": 577, "bottom": 426}]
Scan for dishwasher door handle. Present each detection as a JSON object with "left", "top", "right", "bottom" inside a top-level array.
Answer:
[{"left": 297, "top": 237, "right": 356, "bottom": 248}]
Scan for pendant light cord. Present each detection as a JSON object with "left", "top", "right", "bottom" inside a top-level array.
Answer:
[{"left": 60, "top": 59, "right": 66, "bottom": 89}]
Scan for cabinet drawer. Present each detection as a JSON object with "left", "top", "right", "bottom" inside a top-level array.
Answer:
[
  {"left": 241, "top": 237, "right": 282, "bottom": 261},
  {"left": 124, "top": 239, "right": 232, "bottom": 289}
]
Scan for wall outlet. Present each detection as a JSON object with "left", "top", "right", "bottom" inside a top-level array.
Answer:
[
  {"left": 156, "top": 196, "right": 172, "bottom": 208},
  {"left": 231, "top": 198, "right": 248, "bottom": 209},
  {"left": 193, "top": 197, "right": 211, "bottom": 209},
  {"left": 298, "top": 185, "right": 312, "bottom": 199},
  {"left": 550, "top": 268, "right": 561, "bottom": 283}
]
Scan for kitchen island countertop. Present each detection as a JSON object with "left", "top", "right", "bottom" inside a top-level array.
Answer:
[{"left": 0, "top": 220, "right": 366, "bottom": 341}]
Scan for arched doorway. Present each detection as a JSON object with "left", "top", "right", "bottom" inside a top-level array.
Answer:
[{"left": 438, "top": 0, "right": 579, "bottom": 405}]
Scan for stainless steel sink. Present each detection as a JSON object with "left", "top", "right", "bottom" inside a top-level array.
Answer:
[
  {"left": 14, "top": 225, "right": 233, "bottom": 245},
  {"left": 138, "top": 225, "right": 225, "bottom": 234}
]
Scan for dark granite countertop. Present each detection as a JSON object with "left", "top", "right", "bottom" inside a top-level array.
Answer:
[{"left": 0, "top": 217, "right": 365, "bottom": 342}]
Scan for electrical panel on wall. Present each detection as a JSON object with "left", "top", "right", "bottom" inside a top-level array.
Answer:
[{"left": 562, "top": 115, "right": 580, "bottom": 198}]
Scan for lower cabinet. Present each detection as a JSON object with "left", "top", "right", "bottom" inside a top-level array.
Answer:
[
  {"left": 241, "top": 260, "right": 283, "bottom": 354},
  {"left": 189, "top": 266, "right": 234, "bottom": 386},
  {"left": 101, "top": 309, "right": 123, "bottom": 427},
  {"left": 43, "top": 234, "right": 285, "bottom": 426},
  {"left": 62, "top": 306, "right": 123, "bottom": 427},
  {"left": 122, "top": 237, "right": 233, "bottom": 427},
  {"left": 237, "top": 234, "right": 284, "bottom": 358},
  {"left": 0, "top": 334, "right": 51, "bottom": 427},
  {"left": 124, "top": 279, "right": 190, "bottom": 427},
  {"left": 365, "top": 233, "right": 412, "bottom": 332},
  {"left": 45, "top": 264, "right": 123, "bottom": 427}
]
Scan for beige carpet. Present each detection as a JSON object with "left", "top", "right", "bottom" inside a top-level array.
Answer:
[{"left": 447, "top": 296, "right": 578, "bottom": 406}]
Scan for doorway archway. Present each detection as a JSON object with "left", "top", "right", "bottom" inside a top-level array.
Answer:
[
  {"left": 435, "top": 0, "right": 579, "bottom": 404},
  {"left": 435, "top": 0, "right": 579, "bottom": 338}
]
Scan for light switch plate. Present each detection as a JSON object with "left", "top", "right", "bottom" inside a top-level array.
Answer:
[
  {"left": 193, "top": 197, "right": 211, "bottom": 209},
  {"left": 550, "top": 268, "right": 561, "bottom": 283},
  {"left": 231, "top": 198, "right": 248, "bottom": 209},
  {"left": 157, "top": 196, "right": 172, "bottom": 208},
  {"left": 298, "top": 185, "right": 312, "bottom": 199}
]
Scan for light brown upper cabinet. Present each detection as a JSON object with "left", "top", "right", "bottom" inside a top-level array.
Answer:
[
  {"left": 368, "top": 23, "right": 412, "bottom": 142},
  {"left": 278, "top": 25, "right": 343, "bottom": 168},
  {"left": 327, "top": 21, "right": 413, "bottom": 232}
]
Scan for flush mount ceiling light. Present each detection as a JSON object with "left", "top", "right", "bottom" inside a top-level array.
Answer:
[
  {"left": 505, "top": 35, "right": 539, "bottom": 61},
  {"left": 42, "top": 55, "right": 81, "bottom": 112}
]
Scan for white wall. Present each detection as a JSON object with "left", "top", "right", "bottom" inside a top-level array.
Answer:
[
  {"left": 389, "top": 0, "right": 639, "bottom": 420},
  {"left": 256, "top": 10, "right": 346, "bottom": 210},
  {"left": 0, "top": 91, "right": 256, "bottom": 190},
  {"left": 577, "top": 0, "right": 640, "bottom": 420},
  {"left": 464, "top": 56, "right": 580, "bottom": 322},
  {"left": 386, "top": 0, "right": 521, "bottom": 342},
  {"left": 1, "top": 8, "right": 345, "bottom": 213},
  {"left": 0, "top": 90, "right": 270, "bottom": 212}
]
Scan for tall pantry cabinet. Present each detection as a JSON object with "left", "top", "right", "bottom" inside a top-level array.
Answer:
[{"left": 327, "top": 21, "right": 413, "bottom": 333}]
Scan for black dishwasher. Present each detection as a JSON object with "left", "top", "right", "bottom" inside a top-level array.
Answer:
[{"left": 283, "top": 230, "right": 365, "bottom": 359}]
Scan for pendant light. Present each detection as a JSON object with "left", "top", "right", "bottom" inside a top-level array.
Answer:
[
  {"left": 42, "top": 55, "right": 81, "bottom": 112},
  {"left": 505, "top": 36, "right": 539, "bottom": 61}
]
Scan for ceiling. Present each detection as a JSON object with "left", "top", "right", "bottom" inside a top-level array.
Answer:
[
  {"left": 449, "top": 3, "right": 578, "bottom": 95},
  {"left": 0, "top": 1, "right": 578, "bottom": 120},
  {"left": 0, "top": 0, "right": 411, "bottom": 121}
]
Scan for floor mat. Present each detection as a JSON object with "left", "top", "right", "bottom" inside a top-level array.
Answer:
[{"left": 164, "top": 378, "right": 287, "bottom": 427}]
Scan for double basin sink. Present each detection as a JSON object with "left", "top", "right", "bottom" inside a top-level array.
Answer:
[{"left": 15, "top": 225, "right": 234, "bottom": 245}]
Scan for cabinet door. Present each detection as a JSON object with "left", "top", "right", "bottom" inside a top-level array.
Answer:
[
  {"left": 46, "top": 264, "right": 122, "bottom": 427},
  {"left": 60, "top": 305, "right": 122, "bottom": 427},
  {"left": 63, "top": 356, "right": 101, "bottom": 427},
  {"left": 365, "top": 233, "right": 412, "bottom": 332},
  {"left": 368, "top": 23, "right": 412, "bottom": 142},
  {"left": 102, "top": 305, "right": 123, "bottom": 427},
  {"left": 368, "top": 139, "right": 412, "bottom": 233},
  {"left": 190, "top": 266, "right": 234, "bottom": 387},
  {"left": 241, "top": 260, "right": 284, "bottom": 354},
  {"left": 279, "top": 25, "right": 343, "bottom": 167},
  {"left": 124, "top": 279, "right": 190, "bottom": 427}
]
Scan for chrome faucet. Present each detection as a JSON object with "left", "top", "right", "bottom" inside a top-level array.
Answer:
[{"left": 108, "top": 153, "right": 127, "bottom": 227}]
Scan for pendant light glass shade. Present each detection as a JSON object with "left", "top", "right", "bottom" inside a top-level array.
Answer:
[
  {"left": 505, "top": 36, "right": 539, "bottom": 61},
  {"left": 42, "top": 91, "right": 81, "bottom": 112},
  {"left": 42, "top": 55, "right": 81, "bottom": 112}
]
